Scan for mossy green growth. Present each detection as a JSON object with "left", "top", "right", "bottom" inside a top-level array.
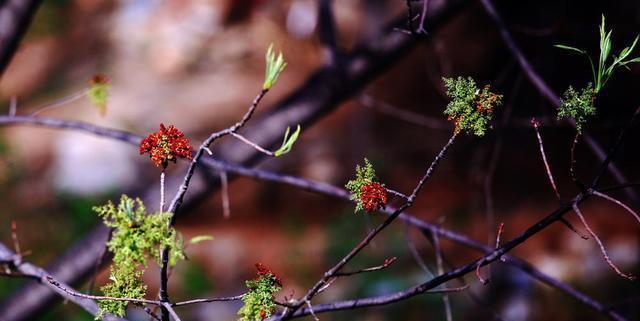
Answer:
[
  {"left": 238, "top": 268, "right": 282, "bottom": 321},
  {"left": 443, "top": 77, "right": 502, "bottom": 136},
  {"left": 93, "top": 195, "right": 184, "bottom": 319},
  {"left": 345, "top": 158, "right": 381, "bottom": 213},
  {"left": 558, "top": 83, "right": 596, "bottom": 133}
]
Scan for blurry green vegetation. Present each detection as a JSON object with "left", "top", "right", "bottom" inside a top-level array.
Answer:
[
  {"left": 181, "top": 262, "right": 214, "bottom": 297},
  {"left": 25, "top": 0, "right": 71, "bottom": 39}
]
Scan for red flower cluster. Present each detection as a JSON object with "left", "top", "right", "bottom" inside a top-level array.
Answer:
[
  {"left": 360, "top": 181, "right": 387, "bottom": 213},
  {"left": 139, "top": 123, "right": 193, "bottom": 168},
  {"left": 89, "top": 74, "right": 109, "bottom": 86},
  {"left": 255, "top": 262, "right": 282, "bottom": 287},
  {"left": 476, "top": 85, "right": 499, "bottom": 114}
]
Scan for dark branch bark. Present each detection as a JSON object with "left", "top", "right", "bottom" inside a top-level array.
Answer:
[
  {"left": 0, "top": 242, "right": 128, "bottom": 321},
  {"left": 0, "top": 0, "right": 42, "bottom": 77}
]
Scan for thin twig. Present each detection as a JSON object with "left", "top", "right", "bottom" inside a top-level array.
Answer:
[
  {"left": 305, "top": 300, "right": 319, "bottom": 321},
  {"left": 386, "top": 188, "right": 409, "bottom": 200},
  {"left": 334, "top": 257, "right": 397, "bottom": 276},
  {"left": 231, "top": 132, "right": 275, "bottom": 156},
  {"left": 172, "top": 295, "right": 245, "bottom": 307},
  {"left": 162, "top": 302, "right": 182, "bottom": 321},
  {"left": 495, "top": 223, "right": 504, "bottom": 249},
  {"left": 416, "top": 0, "right": 430, "bottom": 34},
  {"left": 46, "top": 275, "right": 161, "bottom": 305},
  {"left": 570, "top": 133, "right": 585, "bottom": 191},
  {"left": 432, "top": 231, "right": 452, "bottom": 321},
  {"left": 30, "top": 90, "right": 86, "bottom": 116},
  {"left": 531, "top": 118, "right": 561, "bottom": 200},
  {"left": 571, "top": 204, "right": 635, "bottom": 280},
  {"left": 592, "top": 191, "right": 640, "bottom": 226}
]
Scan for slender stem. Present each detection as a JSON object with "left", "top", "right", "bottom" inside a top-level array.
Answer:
[
  {"left": 592, "top": 191, "right": 640, "bottom": 225},
  {"left": 231, "top": 132, "right": 275, "bottom": 157},
  {"left": 570, "top": 133, "right": 585, "bottom": 190},
  {"left": 46, "top": 275, "right": 161, "bottom": 306},
  {"left": 172, "top": 295, "right": 245, "bottom": 307},
  {"left": 531, "top": 118, "right": 561, "bottom": 200},
  {"left": 30, "top": 90, "right": 86, "bottom": 116},
  {"left": 334, "top": 257, "right": 397, "bottom": 276},
  {"left": 571, "top": 204, "right": 635, "bottom": 280},
  {"left": 432, "top": 231, "right": 452, "bottom": 321},
  {"left": 160, "top": 171, "right": 166, "bottom": 212},
  {"left": 416, "top": 0, "right": 430, "bottom": 34}
]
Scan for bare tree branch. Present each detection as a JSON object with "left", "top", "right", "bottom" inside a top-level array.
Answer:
[{"left": 0, "top": 0, "right": 42, "bottom": 76}]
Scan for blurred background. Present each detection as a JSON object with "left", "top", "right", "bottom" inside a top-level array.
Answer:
[{"left": 1, "top": 0, "right": 640, "bottom": 320}]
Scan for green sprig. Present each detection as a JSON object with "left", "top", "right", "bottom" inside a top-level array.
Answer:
[
  {"left": 237, "top": 273, "right": 282, "bottom": 321},
  {"left": 274, "top": 125, "right": 301, "bottom": 157},
  {"left": 442, "top": 77, "right": 502, "bottom": 136},
  {"left": 558, "top": 83, "right": 596, "bottom": 133},
  {"left": 555, "top": 15, "right": 640, "bottom": 94},
  {"left": 263, "top": 44, "right": 287, "bottom": 90},
  {"left": 345, "top": 158, "right": 380, "bottom": 213}
]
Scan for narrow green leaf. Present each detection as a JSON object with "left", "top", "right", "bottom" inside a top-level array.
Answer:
[
  {"left": 274, "top": 125, "right": 301, "bottom": 157},
  {"left": 554, "top": 44, "right": 587, "bottom": 55},
  {"left": 189, "top": 235, "right": 214, "bottom": 245}
]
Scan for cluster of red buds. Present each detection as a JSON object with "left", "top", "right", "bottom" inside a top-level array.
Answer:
[
  {"left": 475, "top": 85, "right": 500, "bottom": 114},
  {"left": 89, "top": 74, "right": 109, "bottom": 86},
  {"left": 139, "top": 123, "right": 193, "bottom": 168},
  {"left": 360, "top": 181, "right": 388, "bottom": 213},
  {"left": 255, "top": 262, "right": 282, "bottom": 287}
]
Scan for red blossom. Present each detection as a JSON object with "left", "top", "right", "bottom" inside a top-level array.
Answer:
[
  {"left": 259, "top": 311, "right": 267, "bottom": 320},
  {"left": 360, "top": 181, "right": 387, "bottom": 213},
  {"left": 89, "top": 74, "right": 109, "bottom": 85},
  {"left": 255, "top": 262, "right": 282, "bottom": 287},
  {"left": 139, "top": 123, "right": 193, "bottom": 168}
]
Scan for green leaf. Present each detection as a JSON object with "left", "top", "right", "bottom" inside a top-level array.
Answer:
[
  {"left": 189, "top": 235, "right": 214, "bottom": 245},
  {"left": 263, "top": 43, "right": 287, "bottom": 90},
  {"left": 554, "top": 44, "right": 587, "bottom": 55},
  {"left": 274, "top": 124, "right": 301, "bottom": 157}
]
